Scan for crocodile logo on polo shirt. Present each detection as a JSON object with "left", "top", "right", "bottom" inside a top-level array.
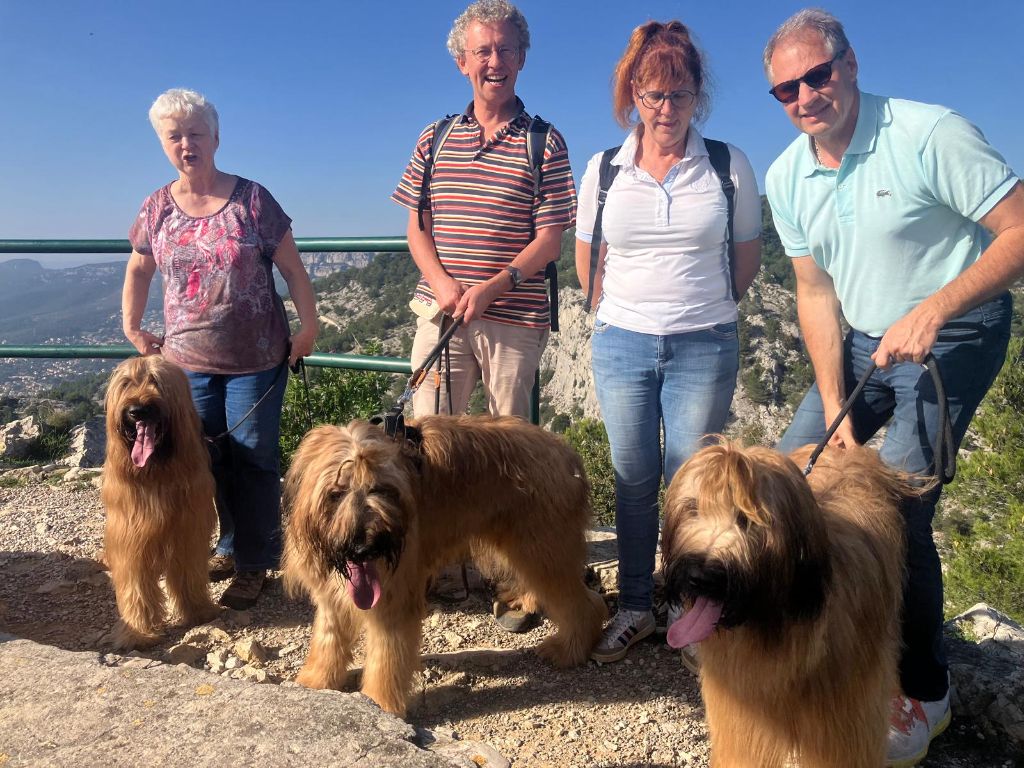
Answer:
[{"left": 876, "top": 189, "right": 892, "bottom": 197}]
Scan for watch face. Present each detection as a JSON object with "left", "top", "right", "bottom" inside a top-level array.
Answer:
[{"left": 508, "top": 267, "right": 521, "bottom": 286}]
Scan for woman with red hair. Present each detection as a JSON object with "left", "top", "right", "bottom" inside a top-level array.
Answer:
[{"left": 576, "top": 21, "right": 762, "bottom": 664}]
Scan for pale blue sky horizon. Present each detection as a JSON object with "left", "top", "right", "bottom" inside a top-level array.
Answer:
[{"left": 2, "top": 0, "right": 1022, "bottom": 265}]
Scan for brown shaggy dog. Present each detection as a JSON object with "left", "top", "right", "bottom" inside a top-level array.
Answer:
[
  {"left": 661, "top": 441, "right": 921, "bottom": 767},
  {"left": 282, "top": 415, "right": 607, "bottom": 716},
  {"left": 101, "top": 356, "right": 219, "bottom": 650}
]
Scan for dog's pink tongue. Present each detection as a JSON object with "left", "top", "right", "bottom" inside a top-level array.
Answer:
[
  {"left": 346, "top": 561, "right": 381, "bottom": 610},
  {"left": 131, "top": 421, "right": 155, "bottom": 468},
  {"left": 666, "top": 596, "right": 724, "bottom": 648}
]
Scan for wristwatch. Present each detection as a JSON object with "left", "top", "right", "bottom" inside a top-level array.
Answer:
[{"left": 505, "top": 266, "right": 522, "bottom": 289}]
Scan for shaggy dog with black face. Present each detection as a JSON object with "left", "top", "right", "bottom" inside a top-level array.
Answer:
[
  {"left": 662, "top": 440, "right": 922, "bottom": 767},
  {"left": 282, "top": 415, "right": 607, "bottom": 716},
  {"left": 101, "top": 356, "right": 219, "bottom": 650}
]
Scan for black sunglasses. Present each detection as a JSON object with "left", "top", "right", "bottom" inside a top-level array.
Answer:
[{"left": 769, "top": 49, "right": 847, "bottom": 104}]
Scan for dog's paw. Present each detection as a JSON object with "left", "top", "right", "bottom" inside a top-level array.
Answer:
[
  {"left": 174, "top": 602, "right": 221, "bottom": 627},
  {"left": 536, "top": 634, "right": 588, "bottom": 668},
  {"left": 103, "top": 621, "right": 162, "bottom": 652},
  {"left": 295, "top": 666, "right": 331, "bottom": 690}
]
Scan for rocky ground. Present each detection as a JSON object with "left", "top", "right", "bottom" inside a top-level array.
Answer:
[{"left": 0, "top": 472, "right": 1019, "bottom": 767}]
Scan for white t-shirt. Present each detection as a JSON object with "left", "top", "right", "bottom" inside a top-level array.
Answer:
[{"left": 577, "top": 126, "right": 761, "bottom": 335}]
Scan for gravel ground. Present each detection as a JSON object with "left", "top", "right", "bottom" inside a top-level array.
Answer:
[{"left": 0, "top": 473, "right": 1017, "bottom": 767}]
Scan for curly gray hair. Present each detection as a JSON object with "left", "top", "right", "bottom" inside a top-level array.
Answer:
[
  {"left": 148, "top": 88, "right": 219, "bottom": 136},
  {"left": 446, "top": 0, "right": 530, "bottom": 60},
  {"left": 763, "top": 8, "right": 850, "bottom": 81}
]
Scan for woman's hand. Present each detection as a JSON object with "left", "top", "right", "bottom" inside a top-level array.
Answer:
[
  {"left": 288, "top": 326, "right": 316, "bottom": 367},
  {"left": 127, "top": 329, "right": 164, "bottom": 356}
]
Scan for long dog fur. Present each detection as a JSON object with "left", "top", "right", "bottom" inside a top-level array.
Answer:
[
  {"left": 282, "top": 415, "right": 607, "bottom": 715},
  {"left": 101, "top": 356, "right": 218, "bottom": 649},
  {"left": 661, "top": 440, "right": 922, "bottom": 767}
]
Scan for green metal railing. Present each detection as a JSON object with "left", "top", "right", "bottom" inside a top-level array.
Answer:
[
  {"left": 0, "top": 237, "right": 409, "bottom": 255},
  {"left": 0, "top": 237, "right": 541, "bottom": 422}
]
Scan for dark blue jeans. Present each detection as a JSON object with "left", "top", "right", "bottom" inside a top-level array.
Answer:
[
  {"left": 187, "top": 364, "right": 287, "bottom": 572},
  {"left": 778, "top": 292, "right": 1012, "bottom": 701}
]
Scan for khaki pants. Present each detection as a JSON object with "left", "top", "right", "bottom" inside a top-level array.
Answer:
[{"left": 410, "top": 315, "right": 548, "bottom": 419}]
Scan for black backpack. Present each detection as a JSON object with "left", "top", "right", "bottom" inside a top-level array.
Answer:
[
  {"left": 416, "top": 113, "right": 563, "bottom": 330},
  {"left": 584, "top": 138, "right": 737, "bottom": 312}
]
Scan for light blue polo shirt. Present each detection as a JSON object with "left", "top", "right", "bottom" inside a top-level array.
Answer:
[{"left": 766, "top": 91, "right": 1018, "bottom": 336}]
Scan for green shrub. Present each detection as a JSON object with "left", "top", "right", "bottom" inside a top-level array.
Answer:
[
  {"left": 23, "top": 427, "right": 73, "bottom": 463},
  {"left": 563, "top": 418, "right": 616, "bottom": 527},
  {"left": 279, "top": 362, "right": 394, "bottom": 470},
  {"left": 939, "top": 336, "right": 1024, "bottom": 622}
]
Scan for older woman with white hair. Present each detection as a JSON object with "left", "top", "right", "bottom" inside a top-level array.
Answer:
[{"left": 123, "top": 87, "right": 318, "bottom": 611}]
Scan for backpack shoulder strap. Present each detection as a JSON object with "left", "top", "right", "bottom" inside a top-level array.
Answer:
[
  {"left": 704, "top": 138, "right": 738, "bottom": 302},
  {"left": 525, "top": 115, "right": 552, "bottom": 197},
  {"left": 584, "top": 146, "right": 621, "bottom": 312},
  {"left": 528, "top": 115, "right": 565, "bottom": 330},
  {"left": 417, "top": 115, "right": 458, "bottom": 232}
]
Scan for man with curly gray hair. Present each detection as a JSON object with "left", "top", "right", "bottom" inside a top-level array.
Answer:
[{"left": 392, "top": 0, "right": 577, "bottom": 635}]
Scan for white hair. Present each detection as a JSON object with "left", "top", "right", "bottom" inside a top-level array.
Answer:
[
  {"left": 148, "top": 88, "right": 219, "bottom": 136},
  {"left": 763, "top": 8, "right": 850, "bottom": 81},
  {"left": 446, "top": 0, "right": 530, "bottom": 60}
]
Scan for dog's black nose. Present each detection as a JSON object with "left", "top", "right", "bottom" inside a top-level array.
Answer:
[
  {"left": 127, "top": 405, "right": 149, "bottom": 422},
  {"left": 687, "top": 561, "right": 724, "bottom": 594}
]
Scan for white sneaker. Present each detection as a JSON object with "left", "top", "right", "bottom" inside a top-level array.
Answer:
[
  {"left": 886, "top": 685, "right": 951, "bottom": 767},
  {"left": 666, "top": 602, "right": 701, "bottom": 675},
  {"left": 591, "top": 609, "right": 655, "bottom": 663}
]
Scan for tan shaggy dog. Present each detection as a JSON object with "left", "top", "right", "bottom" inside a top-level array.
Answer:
[
  {"left": 661, "top": 440, "right": 923, "bottom": 767},
  {"left": 282, "top": 415, "right": 607, "bottom": 716},
  {"left": 101, "top": 356, "right": 219, "bottom": 650}
]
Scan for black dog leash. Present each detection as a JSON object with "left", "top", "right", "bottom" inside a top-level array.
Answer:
[
  {"left": 803, "top": 352, "right": 956, "bottom": 484},
  {"left": 433, "top": 314, "right": 455, "bottom": 417},
  {"left": 376, "top": 314, "right": 464, "bottom": 441},
  {"left": 291, "top": 355, "right": 314, "bottom": 433},
  {"left": 205, "top": 343, "right": 311, "bottom": 443}
]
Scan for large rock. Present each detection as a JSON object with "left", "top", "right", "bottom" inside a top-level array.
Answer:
[
  {"left": 0, "top": 416, "right": 40, "bottom": 460},
  {"left": 0, "top": 635, "right": 496, "bottom": 767},
  {"left": 63, "top": 415, "right": 106, "bottom": 468},
  {"left": 945, "top": 603, "right": 1024, "bottom": 746},
  {"left": 540, "top": 289, "right": 600, "bottom": 421}
]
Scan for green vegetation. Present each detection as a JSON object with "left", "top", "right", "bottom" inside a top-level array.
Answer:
[
  {"left": 562, "top": 418, "right": 616, "bottom": 527},
  {"left": 758, "top": 198, "right": 794, "bottom": 291},
  {"left": 937, "top": 335, "right": 1024, "bottom": 623},
  {"left": 279, "top": 351, "right": 395, "bottom": 470},
  {"left": 6, "top": 372, "right": 109, "bottom": 464},
  {"left": 313, "top": 252, "right": 421, "bottom": 353}
]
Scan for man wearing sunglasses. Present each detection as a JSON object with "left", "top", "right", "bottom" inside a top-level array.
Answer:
[{"left": 763, "top": 8, "right": 1024, "bottom": 767}]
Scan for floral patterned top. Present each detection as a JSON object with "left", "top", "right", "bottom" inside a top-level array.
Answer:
[{"left": 129, "top": 177, "right": 292, "bottom": 374}]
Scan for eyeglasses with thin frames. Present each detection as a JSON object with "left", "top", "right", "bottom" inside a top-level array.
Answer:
[
  {"left": 636, "top": 89, "right": 696, "bottom": 111},
  {"left": 768, "top": 49, "right": 848, "bottom": 104},
  {"left": 469, "top": 46, "right": 519, "bottom": 63}
]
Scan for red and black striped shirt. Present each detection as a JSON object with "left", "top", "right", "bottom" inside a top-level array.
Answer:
[{"left": 392, "top": 101, "right": 576, "bottom": 328}]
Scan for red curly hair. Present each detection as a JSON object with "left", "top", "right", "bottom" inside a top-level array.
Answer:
[{"left": 611, "top": 20, "right": 711, "bottom": 128}]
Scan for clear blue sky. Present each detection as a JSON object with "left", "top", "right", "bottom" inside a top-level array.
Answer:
[{"left": 1, "top": 0, "right": 1021, "bottom": 259}]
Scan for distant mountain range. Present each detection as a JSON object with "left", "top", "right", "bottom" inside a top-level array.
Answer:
[
  {"left": 0, "top": 259, "right": 134, "bottom": 345},
  {"left": 0, "top": 253, "right": 374, "bottom": 394},
  {"left": 0, "top": 253, "right": 372, "bottom": 346}
]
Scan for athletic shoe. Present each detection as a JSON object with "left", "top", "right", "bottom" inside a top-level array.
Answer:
[
  {"left": 219, "top": 570, "right": 266, "bottom": 611},
  {"left": 591, "top": 609, "right": 655, "bottom": 663},
  {"left": 886, "top": 686, "right": 952, "bottom": 767}
]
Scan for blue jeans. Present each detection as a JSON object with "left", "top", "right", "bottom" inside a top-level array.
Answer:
[
  {"left": 186, "top": 363, "right": 288, "bottom": 571},
  {"left": 592, "top": 320, "right": 740, "bottom": 613},
  {"left": 778, "top": 293, "right": 1012, "bottom": 701}
]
